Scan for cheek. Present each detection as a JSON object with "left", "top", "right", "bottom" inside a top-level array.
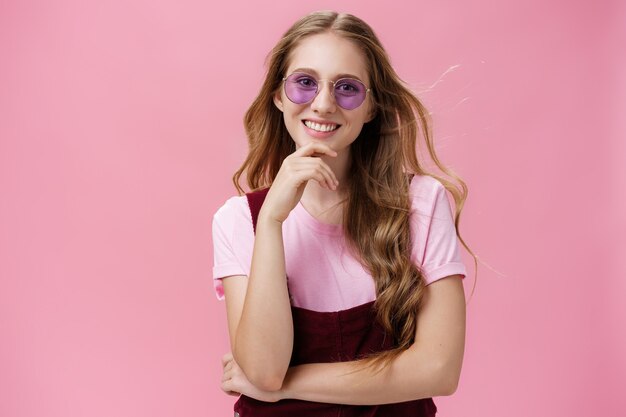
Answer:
[
  {"left": 349, "top": 111, "right": 370, "bottom": 127},
  {"left": 363, "top": 101, "right": 374, "bottom": 120},
  {"left": 285, "top": 107, "right": 308, "bottom": 125}
]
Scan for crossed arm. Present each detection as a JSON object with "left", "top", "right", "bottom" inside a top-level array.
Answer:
[{"left": 221, "top": 273, "right": 466, "bottom": 405}]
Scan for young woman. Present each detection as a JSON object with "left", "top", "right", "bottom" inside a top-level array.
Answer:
[{"left": 213, "top": 10, "right": 476, "bottom": 416}]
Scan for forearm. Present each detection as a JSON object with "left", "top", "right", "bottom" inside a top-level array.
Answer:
[
  {"left": 234, "top": 215, "right": 293, "bottom": 390},
  {"left": 280, "top": 345, "right": 453, "bottom": 405}
]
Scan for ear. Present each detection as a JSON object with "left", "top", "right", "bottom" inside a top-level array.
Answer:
[{"left": 273, "top": 90, "right": 284, "bottom": 113}]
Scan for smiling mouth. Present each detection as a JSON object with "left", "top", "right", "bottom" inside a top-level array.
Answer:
[{"left": 303, "top": 120, "right": 341, "bottom": 132}]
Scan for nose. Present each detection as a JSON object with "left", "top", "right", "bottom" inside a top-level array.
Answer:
[{"left": 310, "top": 80, "right": 336, "bottom": 114}]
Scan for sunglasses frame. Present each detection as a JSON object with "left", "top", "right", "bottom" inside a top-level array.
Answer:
[{"left": 281, "top": 72, "right": 371, "bottom": 110}]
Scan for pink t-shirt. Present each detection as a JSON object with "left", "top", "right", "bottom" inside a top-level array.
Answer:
[{"left": 212, "top": 174, "right": 466, "bottom": 312}]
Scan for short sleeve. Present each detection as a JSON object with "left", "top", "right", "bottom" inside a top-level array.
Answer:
[
  {"left": 409, "top": 175, "right": 467, "bottom": 285},
  {"left": 211, "top": 196, "right": 254, "bottom": 300}
]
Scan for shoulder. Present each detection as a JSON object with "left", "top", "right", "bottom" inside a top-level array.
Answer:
[
  {"left": 408, "top": 174, "right": 448, "bottom": 212},
  {"left": 212, "top": 194, "right": 252, "bottom": 230},
  {"left": 409, "top": 173, "right": 446, "bottom": 193},
  {"left": 214, "top": 194, "right": 250, "bottom": 217}
]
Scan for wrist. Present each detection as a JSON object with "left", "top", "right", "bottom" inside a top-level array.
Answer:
[{"left": 257, "top": 208, "right": 285, "bottom": 227}]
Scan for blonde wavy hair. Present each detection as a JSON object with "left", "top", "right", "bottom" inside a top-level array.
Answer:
[{"left": 233, "top": 10, "right": 478, "bottom": 375}]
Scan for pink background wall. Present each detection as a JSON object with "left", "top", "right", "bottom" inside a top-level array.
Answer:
[{"left": 1, "top": 1, "right": 624, "bottom": 416}]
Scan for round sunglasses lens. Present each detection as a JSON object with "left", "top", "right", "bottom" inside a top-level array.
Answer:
[
  {"left": 284, "top": 74, "right": 317, "bottom": 104},
  {"left": 334, "top": 79, "right": 366, "bottom": 110}
]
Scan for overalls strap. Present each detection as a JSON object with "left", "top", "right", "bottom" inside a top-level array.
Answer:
[{"left": 245, "top": 187, "right": 270, "bottom": 234}]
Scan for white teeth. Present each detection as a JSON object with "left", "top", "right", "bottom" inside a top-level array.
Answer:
[{"left": 304, "top": 120, "right": 339, "bottom": 132}]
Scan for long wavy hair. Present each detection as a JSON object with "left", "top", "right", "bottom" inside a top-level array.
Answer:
[{"left": 233, "top": 10, "right": 478, "bottom": 375}]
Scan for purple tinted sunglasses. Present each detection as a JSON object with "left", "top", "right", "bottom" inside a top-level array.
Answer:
[{"left": 282, "top": 72, "right": 371, "bottom": 110}]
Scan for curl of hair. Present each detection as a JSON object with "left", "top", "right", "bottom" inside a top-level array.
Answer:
[{"left": 233, "top": 10, "right": 478, "bottom": 377}]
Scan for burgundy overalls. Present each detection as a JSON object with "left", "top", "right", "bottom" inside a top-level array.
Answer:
[{"left": 233, "top": 188, "right": 437, "bottom": 417}]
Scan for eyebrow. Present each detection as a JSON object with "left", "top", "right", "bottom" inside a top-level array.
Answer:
[{"left": 291, "top": 67, "right": 365, "bottom": 82}]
